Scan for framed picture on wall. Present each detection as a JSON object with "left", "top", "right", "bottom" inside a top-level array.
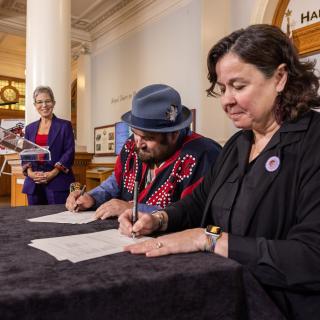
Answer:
[{"left": 94, "top": 124, "right": 116, "bottom": 156}]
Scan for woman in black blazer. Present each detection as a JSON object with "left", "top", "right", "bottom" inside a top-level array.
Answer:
[{"left": 119, "top": 25, "right": 320, "bottom": 320}]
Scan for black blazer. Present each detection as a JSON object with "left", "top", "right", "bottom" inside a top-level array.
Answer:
[{"left": 166, "top": 111, "right": 320, "bottom": 320}]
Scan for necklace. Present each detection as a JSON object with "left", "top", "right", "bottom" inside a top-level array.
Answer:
[{"left": 249, "top": 143, "right": 264, "bottom": 162}]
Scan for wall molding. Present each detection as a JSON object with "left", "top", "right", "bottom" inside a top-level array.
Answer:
[
  {"left": 271, "top": 0, "right": 320, "bottom": 56},
  {"left": 250, "top": 0, "right": 279, "bottom": 24},
  {"left": 292, "top": 22, "right": 320, "bottom": 55},
  {"left": 272, "top": 0, "right": 289, "bottom": 26},
  {"left": 92, "top": 0, "right": 192, "bottom": 55},
  {"left": 0, "top": 16, "right": 25, "bottom": 37}
]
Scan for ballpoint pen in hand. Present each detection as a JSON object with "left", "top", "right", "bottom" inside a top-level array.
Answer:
[
  {"left": 73, "top": 184, "right": 86, "bottom": 212},
  {"left": 131, "top": 181, "right": 139, "bottom": 239}
]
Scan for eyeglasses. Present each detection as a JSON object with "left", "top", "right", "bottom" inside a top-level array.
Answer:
[{"left": 35, "top": 100, "right": 53, "bottom": 106}]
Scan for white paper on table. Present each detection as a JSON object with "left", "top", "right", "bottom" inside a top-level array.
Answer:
[
  {"left": 29, "top": 229, "right": 151, "bottom": 263},
  {"left": 28, "top": 242, "right": 67, "bottom": 261},
  {"left": 27, "top": 211, "right": 97, "bottom": 224}
]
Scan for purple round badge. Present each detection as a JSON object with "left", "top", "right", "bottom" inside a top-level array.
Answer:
[{"left": 265, "top": 156, "right": 280, "bottom": 172}]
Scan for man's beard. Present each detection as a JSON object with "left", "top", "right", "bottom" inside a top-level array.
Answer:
[
  {"left": 135, "top": 148, "right": 156, "bottom": 165},
  {"left": 134, "top": 133, "right": 178, "bottom": 166}
]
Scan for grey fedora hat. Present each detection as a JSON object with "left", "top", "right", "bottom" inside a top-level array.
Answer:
[{"left": 121, "top": 84, "right": 192, "bottom": 132}]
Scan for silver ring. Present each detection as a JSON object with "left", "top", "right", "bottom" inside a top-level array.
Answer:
[{"left": 156, "top": 241, "right": 163, "bottom": 249}]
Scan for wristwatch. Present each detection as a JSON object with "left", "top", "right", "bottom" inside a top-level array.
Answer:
[{"left": 204, "top": 225, "right": 222, "bottom": 253}]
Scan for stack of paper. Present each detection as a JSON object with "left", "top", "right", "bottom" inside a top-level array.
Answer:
[
  {"left": 28, "top": 211, "right": 97, "bottom": 224},
  {"left": 29, "top": 229, "right": 150, "bottom": 263}
]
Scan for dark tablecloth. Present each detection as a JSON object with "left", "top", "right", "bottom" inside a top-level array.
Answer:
[{"left": 0, "top": 205, "right": 285, "bottom": 320}]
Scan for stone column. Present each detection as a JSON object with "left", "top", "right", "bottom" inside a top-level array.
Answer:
[
  {"left": 25, "top": 0, "right": 71, "bottom": 124},
  {"left": 76, "top": 45, "right": 92, "bottom": 152}
]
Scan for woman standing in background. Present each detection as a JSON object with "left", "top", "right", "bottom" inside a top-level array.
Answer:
[{"left": 22, "top": 86, "right": 75, "bottom": 204}]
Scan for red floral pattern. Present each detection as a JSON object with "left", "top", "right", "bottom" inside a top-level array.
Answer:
[{"left": 146, "top": 155, "right": 196, "bottom": 208}]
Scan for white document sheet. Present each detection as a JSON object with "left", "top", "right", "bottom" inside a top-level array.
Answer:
[
  {"left": 28, "top": 211, "right": 97, "bottom": 224},
  {"left": 29, "top": 229, "right": 151, "bottom": 263}
]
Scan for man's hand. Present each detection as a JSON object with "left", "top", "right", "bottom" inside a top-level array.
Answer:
[
  {"left": 95, "top": 199, "right": 133, "bottom": 220},
  {"left": 65, "top": 191, "right": 95, "bottom": 212}
]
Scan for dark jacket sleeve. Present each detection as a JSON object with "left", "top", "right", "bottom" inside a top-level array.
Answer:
[
  {"left": 165, "top": 167, "right": 212, "bottom": 231},
  {"left": 165, "top": 147, "right": 226, "bottom": 232},
  {"left": 165, "top": 132, "right": 238, "bottom": 232},
  {"left": 54, "top": 120, "right": 75, "bottom": 170},
  {"left": 165, "top": 134, "right": 234, "bottom": 232}
]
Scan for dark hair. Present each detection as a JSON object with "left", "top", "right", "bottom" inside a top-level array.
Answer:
[{"left": 206, "top": 24, "right": 320, "bottom": 122}]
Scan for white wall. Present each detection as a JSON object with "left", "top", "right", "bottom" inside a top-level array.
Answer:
[
  {"left": 199, "top": 0, "right": 257, "bottom": 143},
  {"left": 87, "top": 0, "right": 277, "bottom": 158},
  {"left": 91, "top": 0, "right": 201, "bottom": 151},
  {"left": 231, "top": 0, "right": 256, "bottom": 30}
]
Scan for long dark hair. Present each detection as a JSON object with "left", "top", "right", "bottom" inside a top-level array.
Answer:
[{"left": 206, "top": 24, "right": 320, "bottom": 122}]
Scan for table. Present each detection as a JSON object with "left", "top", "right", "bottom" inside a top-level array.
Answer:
[{"left": 0, "top": 205, "right": 285, "bottom": 320}]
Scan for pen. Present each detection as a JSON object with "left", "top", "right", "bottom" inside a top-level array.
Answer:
[
  {"left": 73, "top": 184, "right": 86, "bottom": 212},
  {"left": 131, "top": 181, "right": 139, "bottom": 239}
]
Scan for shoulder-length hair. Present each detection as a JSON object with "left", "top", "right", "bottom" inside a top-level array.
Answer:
[{"left": 206, "top": 24, "right": 320, "bottom": 122}]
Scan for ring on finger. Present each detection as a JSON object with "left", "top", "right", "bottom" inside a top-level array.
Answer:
[{"left": 155, "top": 241, "right": 163, "bottom": 249}]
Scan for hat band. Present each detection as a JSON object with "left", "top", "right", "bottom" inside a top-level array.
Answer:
[{"left": 130, "top": 113, "right": 183, "bottom": 130}]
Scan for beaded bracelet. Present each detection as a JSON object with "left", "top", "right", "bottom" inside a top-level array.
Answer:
[{"left": 54, "top": 162, "right": 69, "bottom": 173}]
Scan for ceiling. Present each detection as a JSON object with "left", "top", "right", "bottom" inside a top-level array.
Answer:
[
  {"left": 0, "top": 0, "right": 155, "bottom": 62},
  {"left": 0, "top": 0, "right": 140, "bottom": 31}
]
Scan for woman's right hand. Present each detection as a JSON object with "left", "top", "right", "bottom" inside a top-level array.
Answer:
[{"left": 118, "top": 209, "right": 160, "bottom": 237}]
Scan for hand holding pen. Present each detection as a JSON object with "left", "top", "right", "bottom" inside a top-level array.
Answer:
[
  {"left": 73, "top": 184, "right": 86, "bottom": 212},
  {"left": 131, "top": 181, "right": 139, "bottom": 239}
]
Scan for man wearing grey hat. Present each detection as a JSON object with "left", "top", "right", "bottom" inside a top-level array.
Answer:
[{"left": 66, "top": 84, "right": 221, "bottom": 218}]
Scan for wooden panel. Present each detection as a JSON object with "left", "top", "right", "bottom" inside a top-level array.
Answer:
[
  {"left": 272, "top": 0, "right": 290, "bottom": 27},
  {"left": 11, "top": 173, "right": 27, "bottom": 207},
  {"left": 5, "top": 154, "right": 27, "bottom": 207},
  {"left": 272, "top": 1, "right": 320, "bottom": 56},
  {"left": 292, "top": 22, "right": 320, "bottom": 55},
  {"left": 0, "top": 109, "right": 24, "bottom": 119},
  {"left": 87, "top": 163, "right": 115, "bottom": 170},
  {"left": 0, "top": 155, "right": 11, "bottom": 196},
  {"left": 86, "top": 168, "right": 114, "bottom": 191},
  {"left": 72, "top": 152, "right": 94, "bottom": 185}
]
